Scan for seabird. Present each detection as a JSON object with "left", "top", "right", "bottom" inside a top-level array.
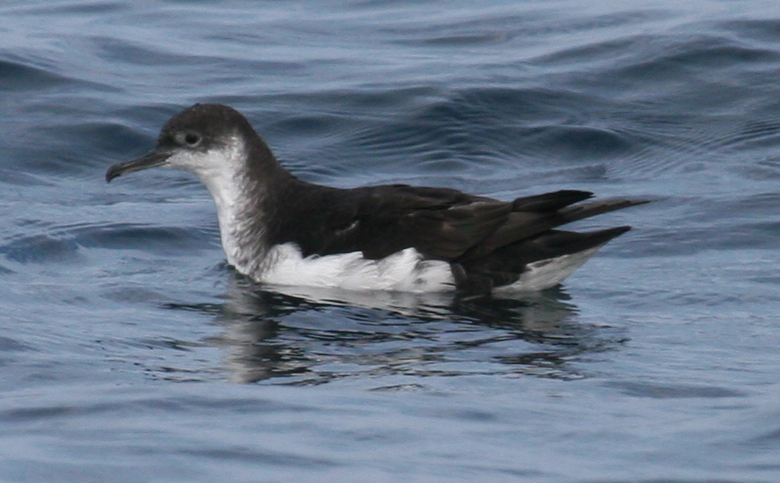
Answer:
[{"left": 106, "top": 103, "right": 647, "bottom": 294}]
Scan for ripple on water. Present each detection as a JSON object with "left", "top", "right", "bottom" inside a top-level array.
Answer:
[
  {"left": 2, "top": 234, "right": 83, "bottom": 264},
  {"left": 0, "top": 222, "right": 213, "bottom": 265},
  {"left": 0, "top": 58, "right": 78, "bottom": 91},
  {"left": 303, "top": 86, "right": 646, "bottom": 187},
  {"left": 606, "top": 380, "right": 746, "bottom": 399}
]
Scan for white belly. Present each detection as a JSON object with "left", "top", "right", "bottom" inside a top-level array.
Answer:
[
  {"left": 256, "top": 243, "right": 456, "bottom": 293},
  {"left": 246, "top": 243, "right": 603, "bottom": 293}
]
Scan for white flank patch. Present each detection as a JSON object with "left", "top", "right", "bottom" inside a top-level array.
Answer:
[
  {"left": 258, "top": 243, "right": 456, "bottom": 293},
  {"left": 494, "top": 246, "right": 603, "bottom": 292}
]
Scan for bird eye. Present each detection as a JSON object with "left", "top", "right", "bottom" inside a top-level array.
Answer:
[{"left": 178, "top": 132, "right": 201, "bottom": 146}]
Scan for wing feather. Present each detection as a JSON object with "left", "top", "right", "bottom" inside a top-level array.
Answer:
[{"left": 269, "top": 182, "right": 647, "bottom": 270}]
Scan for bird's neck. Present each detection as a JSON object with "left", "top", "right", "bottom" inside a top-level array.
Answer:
[
  {"left": 206, "top": 168, "right": 267, "bottom": 277},
  {"left": 196, "top": 142, "right": 294, "bottom": 279}
]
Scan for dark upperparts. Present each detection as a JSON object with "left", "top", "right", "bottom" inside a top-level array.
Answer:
[{"left": 263, "top": 176, "right": 648, "bottom": 290}]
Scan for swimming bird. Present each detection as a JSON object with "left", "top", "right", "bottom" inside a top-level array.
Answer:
[{"left": 106, "top": 103, "right": 646, "bottom": 294}]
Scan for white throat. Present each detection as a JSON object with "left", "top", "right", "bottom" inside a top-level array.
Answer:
[{"left": 170, "top": 136, "right": 268, "bottom": 275}]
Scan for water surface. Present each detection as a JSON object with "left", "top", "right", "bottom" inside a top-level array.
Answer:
[{"left": 3, "top": 1, "right": 780, "bottom": 481}]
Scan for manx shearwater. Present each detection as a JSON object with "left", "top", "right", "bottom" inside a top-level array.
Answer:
[{"left": 106, "top": 103, "right": 647, "bottom": 294}]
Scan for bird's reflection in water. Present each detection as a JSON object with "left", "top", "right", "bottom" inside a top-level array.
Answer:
[{"left": 184, "top": 273, "right": 625, "bottom": 384}]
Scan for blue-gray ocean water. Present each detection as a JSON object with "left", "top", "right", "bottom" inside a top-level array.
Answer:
[{"left": 3, "top": 1, "right": 780, "bottom": 481}]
